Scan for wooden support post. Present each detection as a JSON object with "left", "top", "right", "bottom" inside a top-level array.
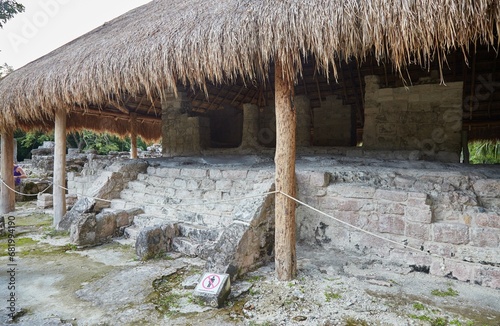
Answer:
[
  {"left": 130, "top": 113, "right": 138, "bottom": 159},
  {"left": 274, "top": 59, "right": 297, "bottom": 281},
  {"left": 1, "top": 130, "right": 15, "bottom": 214},
  {"left": 53, "top": 108, "right": 67, "bottom": 228}
]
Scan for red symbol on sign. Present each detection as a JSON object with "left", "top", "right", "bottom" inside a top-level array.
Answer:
[{"left": 202, "top": 274, "right": 221, "bottom": 290}]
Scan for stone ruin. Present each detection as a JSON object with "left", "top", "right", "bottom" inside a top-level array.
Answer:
[
  {"left": 7, "top": 140, "right": 499, "bottom": 287},
  {"left": 53, "top": 152, "right": 500, "bottom": 288},
  {"left": 62, "top": 156, "right": 276, "bottom": 280}
]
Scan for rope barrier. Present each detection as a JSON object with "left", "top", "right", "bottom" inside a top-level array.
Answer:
[
  {"left": 0, "top": 178, "right": 53, "bottom": 197},
  {"left": 0, "top": 173, "right": 487, "bottom": 268},
  {"left": 277, "top": 191, "right": 479, "bottom": 267}
]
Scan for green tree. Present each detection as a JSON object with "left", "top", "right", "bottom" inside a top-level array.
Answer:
[
  {"left": 469, "top": 140, "right": 500, "bottom": 164},
  {"left": 15, "top": 130, "right": 54, "bottom": 161},
  {"left": 15, "top": 129, "right": 150, "bottom": 161},
  {"left": 0, "top": 0, "right": 24, "bottom": 28},
  {"left": 0, "top": 63, "right": 13, "bottom": 79}
]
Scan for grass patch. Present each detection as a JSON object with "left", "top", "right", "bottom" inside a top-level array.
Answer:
[
  {"left": 413, "top": 302, "right": 426, "bottom": 311},
  {"left": 431, "top": 287, "right": 459, "bottom": 297},
  {"left": 43, "top": 229, "right": 70, "bottom": 238},
  {"left": 150, "top": 267, "right": 202, "bottom": 316},
  {"left": 13, "top": 213, "right": 52, "bottom": 227},
  {"left": 157, "top": 293, "right": 182, "bottom": 312},
  {"left": 324, "top": 287, "right": 342, "bottom": 302},
  {"left": 344, "top": 317, "right": 368, "bottom": 326},
  {"left": 246, "top": 275, "right": 264, "bottom": 283}
]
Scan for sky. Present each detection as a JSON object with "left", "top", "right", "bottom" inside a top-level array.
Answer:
[{"left": 0, "top": 0, "right": 151, "bottom": 70}]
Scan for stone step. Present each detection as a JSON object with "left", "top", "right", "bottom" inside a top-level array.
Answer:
[
  {"left": 172, "top": 237, "right": 202, "bottom": 257},
  {"left": 120, "top": 189, "right": 165, "bottom": 206},
  {"left": 124, "top": 225, "right": 140, "bottom": 241},
  {"left": 133, "top": 214, "right": 174, "bottom": 229},
  {"left": 123, "top": 213, "right": 175, "bottom": 243},
  {"left": 177, "top": 222, "right": 221, "bottom": 242},
  {"left": 127, "top": 180, "right": 148, "bottom": 193},
  {"left": 110, "top": 198, "right": 138, "bottom": 210}
]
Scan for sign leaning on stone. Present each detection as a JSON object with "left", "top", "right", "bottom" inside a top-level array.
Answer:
[{"left": 193, "top": 273, "right": 231, "bottom": 308}]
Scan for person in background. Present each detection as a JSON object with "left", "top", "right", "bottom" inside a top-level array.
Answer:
[{"left": 13, "top": 163, "right": 27, "bottom": 186}]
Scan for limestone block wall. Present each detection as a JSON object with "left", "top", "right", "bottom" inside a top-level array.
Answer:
[
  {"left": 256, "top": 95, "right": 311, "bottom": 148},
  {"left": 296, "top": 167, "right": 500, "bottom": 289},
  {"left": 363, "top": 76, "right": 463, "bottom": 162},
  {"left": 240, "top": 104, "right": 260, "bottom": 149},
  {"left": 67, "top": 157, "right": 145, "bottom": 198},
  {"left": 313, "top": 95, "right": 353, "bottom": 146},
  {"left": 130, "top": 165, "right": 275, "bottom": 228},
  {"left": 295, "top": 95, "right": 312, "bottom": 147},
  {"left": 117, "top": 164, "right": 276, "bottom": 277},
  {"left": 162, "top": 92, "right": 210, "bottom": 157}
]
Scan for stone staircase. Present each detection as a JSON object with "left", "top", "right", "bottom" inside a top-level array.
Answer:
[{"left": 108, "top": 163, "right": 276, "bottom": 276}]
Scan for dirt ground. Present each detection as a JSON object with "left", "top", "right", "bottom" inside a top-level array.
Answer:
[{"left": 1, "top": 202, "right": 499, "bottom": 326}]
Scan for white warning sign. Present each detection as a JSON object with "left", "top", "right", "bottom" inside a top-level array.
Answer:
[{"left": 195, "top": 273, "right": 228, "bottom": 295}]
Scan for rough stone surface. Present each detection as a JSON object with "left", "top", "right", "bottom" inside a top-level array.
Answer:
[
  {"left": 67, "top": 155, "right": 499, "bottom": 290},
  {"left": 135, "top": 224, "right": 179, "bottom": 260},
  {"left": 59, "top": 197, "right": 96, "bottom": 231},
  {"left": 70, "top": 213, "right": 97, "bottom": 247},
  {"left": 363, "top": 76, "right": 463, "bottom": 162},
  {"left": 62, "top": 160, "right": 147, "bottom": 231}
]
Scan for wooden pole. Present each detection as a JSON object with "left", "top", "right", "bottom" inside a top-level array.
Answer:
[
  {"left": 130, "top": 113, "right": 138, "bottom": 159},
  {"left": 1, "top": 130, "right": 16, "bottom": 214},
  {"left": 274, "top": 59, "right": 297, "bottom": 281},
  {"left": 53, "top": 108, "right": 67, "bottom": 228}
]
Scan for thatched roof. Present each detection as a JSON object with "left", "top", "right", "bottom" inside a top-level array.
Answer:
[{"left": 0, "top": 0, "right": 499, "bottom": 135}]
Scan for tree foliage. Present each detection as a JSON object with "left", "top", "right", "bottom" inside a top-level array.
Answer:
[
  {"left": 15, "top": 130, "right": 150, "bottom": 160},
  {"left": 0, "top": 63, "right": 14, "bottom": 79},
  {"left": 469, "top": 140, "right": 500, "bottom": 164},
  {"left": 0, "top": 0, "right": 24, "bottom": 28}
]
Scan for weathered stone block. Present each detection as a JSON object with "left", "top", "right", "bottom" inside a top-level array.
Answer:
[
  {"left": 95, "top": 212, "right": 117, "bottom": 241},
  {"left": 222, "top": 170, "right": 248, "bottom": 180},
  {"left": 182, "top": 168, "right": 207, "bottom": 178},
  {"left": 37, "top": 193, "right": 53, "bottom": 209},
  {"left": 475, "top": 267, "right": 500, "bottom": 289},
  {"left": 374, "top": 189, "right": 408, "bottom": 202},
  {"left": 422, "top": 242, "right": 456, "bottom": 258},
  {"left": 377, "top": 202, "right": 405, "bottom": 215},
  {"left": 116, "top": 211, "right": 132, "bottom": 228},
  {"left": 216, "top": 180, "right": 233, "bottom": 191},
  {"left": 378, "top": 215, "right": 405, "bottom": 235},
  {"left": 405, "top": 222, "right": 431, "bottom": 241},
  {"left": 172, "top": 237, "right": 201, "bottom": 256},
  {"left": 59, "top": 197, "right": 96, "bottom": 230},
  {"left": 70, "top": 213, "right": 97, "bottom": 247},
  {"left": 136, "top": 223, "right": 178, "bottom": 260},
  {"left": 433, "top": 223, "right": 469, "bottom": 245},
  {"left": 328, "top": 185, "right": 376, "bottom": 199},
  {"left": 446, "top": 261, "right": 475, "bottom": 282},
  {"left": 405, "top": 206, "right": 432, "bottom": 224},
  {"left": 321, "top": 198, "right": 362, "bottom": 212},
  {"left": 209, "top": 169, "right": 222, "bottom": 180},
  {"left": 473, "top": 179, "right": 500, "bottom": 198},
  {"left": 310, "top": 172, "right": 330, "bottom": 187},
  {"left": 481, "top": 198, "right": 500, "bottom": 210},
  {"left": 393, "top": 176, "right": 416, "bottom": 189},
  {"left": 475, "top": 213, "right": 500, "bottom": 229},
  {"left": 173, "top": 179, "right": 187, "bottom": 189},
  {"left": 470, "top": 228, "right": 499, "bottom": 248}
]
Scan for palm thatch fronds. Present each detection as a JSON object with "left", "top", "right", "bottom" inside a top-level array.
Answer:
[{"left": 0, "top": 0, "right": 498, "bottom": 133}]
